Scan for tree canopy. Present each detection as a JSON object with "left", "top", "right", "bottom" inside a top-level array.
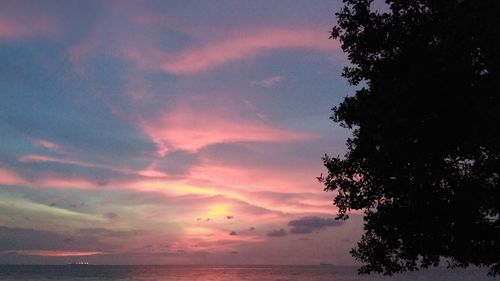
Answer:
[{"left": 321, "top": 0, "right": 500, "bottom": 275}]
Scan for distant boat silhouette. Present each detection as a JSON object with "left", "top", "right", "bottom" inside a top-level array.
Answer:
[{"left": 67, "top": 261, "right": 89, "bottom": 265}]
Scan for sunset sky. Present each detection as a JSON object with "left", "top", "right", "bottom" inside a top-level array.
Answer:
[{"left": 0, "top": 0, "right": 364, "bottom": 265}]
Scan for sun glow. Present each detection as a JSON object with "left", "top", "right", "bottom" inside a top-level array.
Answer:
[
  {"left": 185, "top": 227, "right": 212, "bottom": 236},
  {"left": 206, "top": 204, "right": 231, "bottom": 218}
]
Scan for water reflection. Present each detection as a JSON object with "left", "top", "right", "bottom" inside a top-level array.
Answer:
[
  {"left": 0, "top": 265, "right": 497, "bottom": 281},
  {"left": 126, "top": 265, "right": 341, "bottom": 281}
]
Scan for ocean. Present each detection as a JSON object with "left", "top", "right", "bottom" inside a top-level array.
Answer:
[{"left": 0, "top": 265, "right": 498, "bottom": 281}]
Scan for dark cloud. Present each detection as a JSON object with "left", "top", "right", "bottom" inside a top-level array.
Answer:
[
  {"left": 229, "top": 231, "right": 237, "bottom": 236},
  {"left": 226, "top": 216, "right": 234, "bottom": 219},
  {"left": 0, "top": 226, "right": 105, "bottom": 252},
  {"left": 288, "top": 216, "right": 343, "bottom": 234},
  {"left": 0, "top": 224, "right": 143, "bottom": 254},
  {"left": 249, "top": 227, "right": 255, "bottom": 231},
  {"left": 267, "top": 228, "right": 287, "bottom": 237},
  {"left": 103, "top": 212, "right": 119, "bottom": 220}
]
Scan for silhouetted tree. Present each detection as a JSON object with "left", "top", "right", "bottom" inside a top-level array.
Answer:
[{"left": 321, "top": 0, "right": 500, "bottom": 275}]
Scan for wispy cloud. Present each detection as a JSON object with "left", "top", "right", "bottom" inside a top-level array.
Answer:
[
  {"left": 33, "top": 139, "right": 63, "bottom": 152},
  {"left": 18, "top": 154, "right": 133, "bottom": 175},
  {"left": 252, "top": 75, "right": 287, "bottom": 88},
  {"left": 0, "top": 195, "right": 104, "bottom": 222},
  {"left": 162, "top": 27, "right": 337, "bottom": 75},
  {"left": 139, "top": 97, "right": 311, "bottom": 154},
  {"left": 2, "top": 250, "right": 105, "bottom": 257},
  {"left": 0, "top": 167, "right": 25, "bottom": 186}
]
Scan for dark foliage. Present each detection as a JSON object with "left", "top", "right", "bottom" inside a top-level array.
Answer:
[{"left": 321, "top": 0, "right": 500, "bottom": 275}]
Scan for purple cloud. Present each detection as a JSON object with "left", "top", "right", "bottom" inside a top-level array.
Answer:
[{"left": 288, "top": 216, "right": 343, "bottom": 234}]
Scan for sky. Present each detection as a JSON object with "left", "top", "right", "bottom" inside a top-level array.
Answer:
[{"left": 0, "top": 0, "right": 363, "bottom": 265}]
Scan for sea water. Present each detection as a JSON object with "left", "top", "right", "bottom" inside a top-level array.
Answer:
[{"left": 0, "top": 265, "right": 498, "bottom": 281}]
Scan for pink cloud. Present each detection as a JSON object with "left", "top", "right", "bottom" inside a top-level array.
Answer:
[
  {"left": 64, "top": 2, "right": 339, "bottom": 77},
  {"left": 1, "top": 162, "right": 324, "bottom": 217},
  {"left": 124, "top": 163, "right": 332, "bottom": 215},
  {"left": 183, "top": 236, "right": 263, "bottom": 253},
  {"left": 35, "top": 177, "right": 98, "bottom": 190},
  {"left": 0, "top": 9, "right": 58, "bottom": 39},
  {"left": 162, "top": 27, "right": 338, "bottom": 75},
  {"left": 188, "top": 163, "right": 319, "bottom": 195},
  {"left": 141, "top": 112, "right": 309, "bottom": 155},
  {"left": 33, "top": 138, "right": 64, "bottom": 153},
  {"left": 139, "top": 95, "right": 311, "bottom": 155},
  {"left": 0, "top": 18, "right": 21, "bottom": 38},
  {"left": 0, "top": 167, "right": 25, "bottom": 186},
  {"left": 3, "top": 250, "right": 105, "bottom": 257}
]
